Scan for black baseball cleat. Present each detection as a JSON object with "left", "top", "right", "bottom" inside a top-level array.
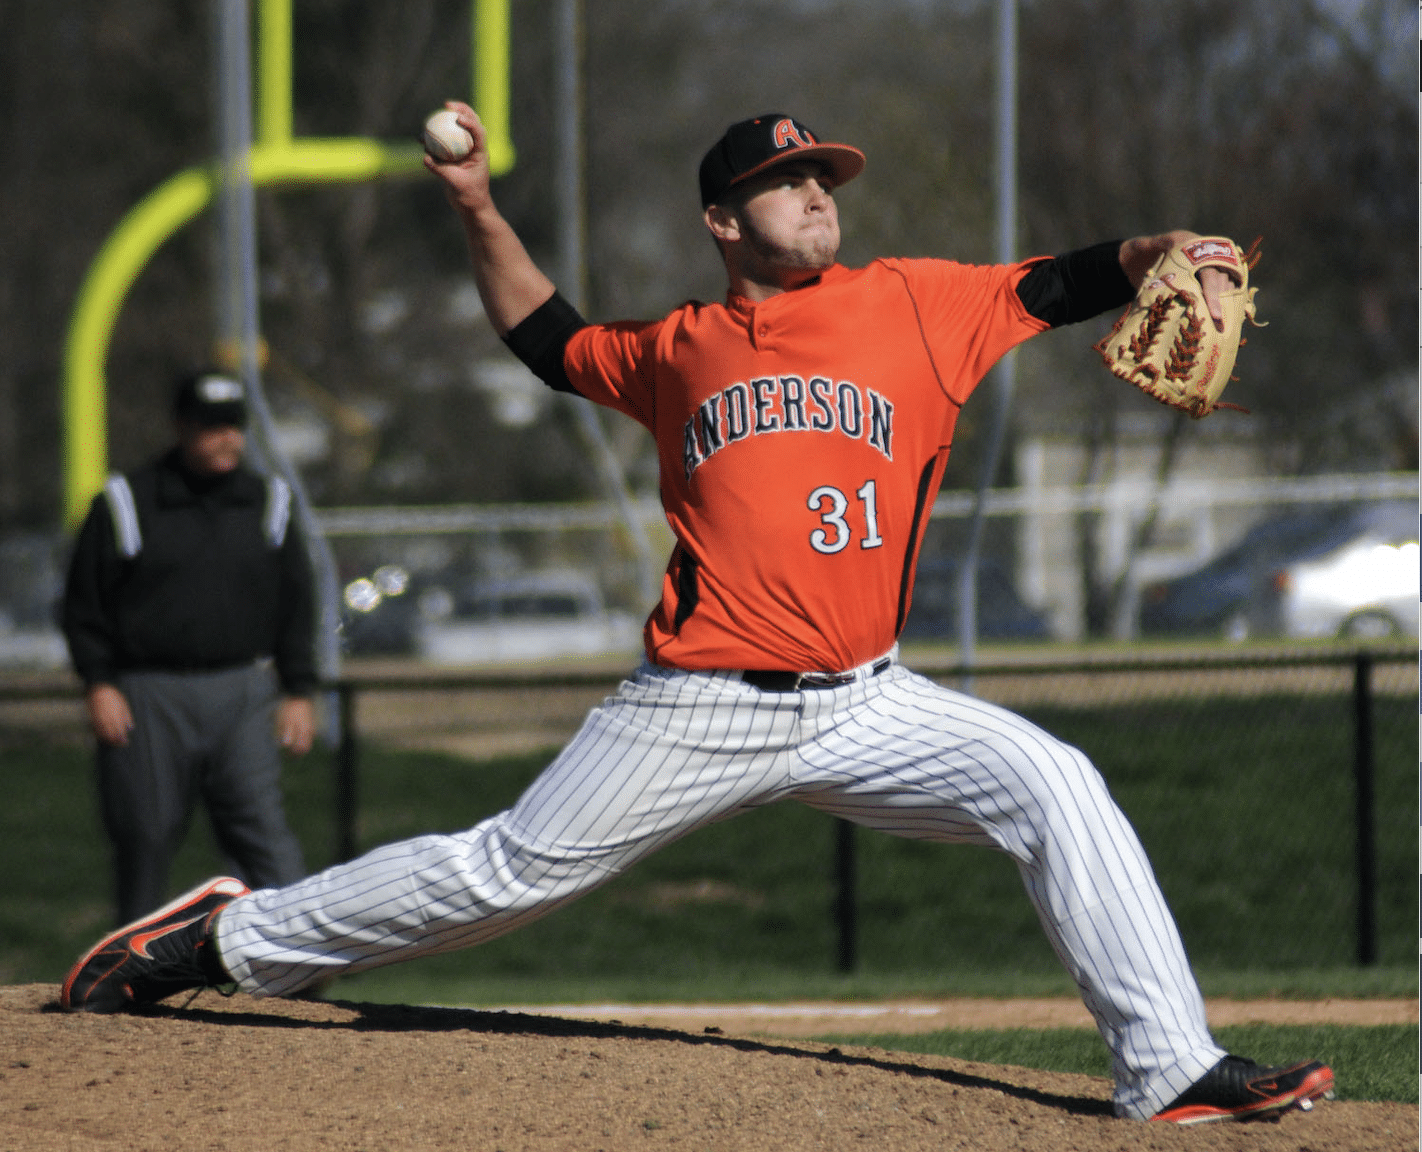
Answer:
[
  {"left": 1151, "top": 1054, "right": 1335, "bottom": 1124},
  {"left": 60, "top": 876, "right": 249, "bottom": 1013}
]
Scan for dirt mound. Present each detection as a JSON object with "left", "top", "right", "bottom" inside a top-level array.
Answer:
[{"left": 2, "top": 985, "right": 1413, "bottom": 1151}]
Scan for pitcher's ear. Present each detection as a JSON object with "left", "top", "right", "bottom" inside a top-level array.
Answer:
[{"left": 704, "top": 203, "right": 740, "bottom": 243}]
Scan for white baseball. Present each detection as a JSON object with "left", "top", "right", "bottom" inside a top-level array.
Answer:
[{"left": 422, "top": 110, "right": 474, "bottom": 162}]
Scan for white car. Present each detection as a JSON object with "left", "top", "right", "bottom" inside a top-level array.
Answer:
[
  {"left": 1276, "top": 523, "right": 1418, "bottom": 640},
  {"left": 414, "top": 569, "right": 643, "bottom": 666}
]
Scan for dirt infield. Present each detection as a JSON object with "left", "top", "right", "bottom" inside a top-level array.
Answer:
[{"left": 3, "top": 986, "right": 1414, "bottom": 1152}]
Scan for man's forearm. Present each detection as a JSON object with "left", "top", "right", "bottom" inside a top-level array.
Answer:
[{"left": 459, "top": 201, "right": 559, "bottom": 337}]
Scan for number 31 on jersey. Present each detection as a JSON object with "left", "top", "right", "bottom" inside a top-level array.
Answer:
[{"left": 808, "top": 480, "right": 883, "bottom": 554}]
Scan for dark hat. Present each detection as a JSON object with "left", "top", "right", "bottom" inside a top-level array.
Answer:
[
  {"left": 698, "top": 113, "right": 865, "bottom": 208},
  {"left": 173, "top": 371, "right": 248, "bottom": 427}
]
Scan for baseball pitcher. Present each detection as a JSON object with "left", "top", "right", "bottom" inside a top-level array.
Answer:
[{"left": 62, "top": 108, "right": 1328, "bottom": 1126}]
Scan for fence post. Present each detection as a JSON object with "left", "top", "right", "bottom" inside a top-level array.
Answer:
[
  {"left": 834, "top": 817, "right": 857, "bottom": 972},
  {"left": 334, "top": 683, "right": 359, "bottom": 864},
  {"left": 1351, "top": 652, "right": 1377, "bottom": 966}
]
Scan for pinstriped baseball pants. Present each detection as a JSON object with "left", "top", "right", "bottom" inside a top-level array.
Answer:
[{"left": 216, "top": 656, "right": 1226, "bottom": 1119}]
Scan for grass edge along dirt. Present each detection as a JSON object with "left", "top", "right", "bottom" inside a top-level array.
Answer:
[{"left": 806, "top": 1023, "right": 1416, "bottom": 1106}]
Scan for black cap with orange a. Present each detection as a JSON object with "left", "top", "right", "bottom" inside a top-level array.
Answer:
[{"left": 698, "top": 113, "right": 865, "bottom": 208}]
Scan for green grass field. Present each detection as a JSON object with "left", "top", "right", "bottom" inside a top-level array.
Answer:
[{"left": 2, "top": 686, "right": 1415, "bottom": 1103}]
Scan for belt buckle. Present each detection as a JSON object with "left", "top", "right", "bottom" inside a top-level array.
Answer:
[{"left": 797, "top": 670, "right": 854, "bottom": 689}]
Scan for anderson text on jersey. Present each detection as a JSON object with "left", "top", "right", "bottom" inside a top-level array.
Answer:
[{"left": 683, "top": 375, "right": 894, "bottom": 480}]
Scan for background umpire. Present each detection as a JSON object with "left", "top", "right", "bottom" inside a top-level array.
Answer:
[{"left": 62, "top": 370, "right": 316, "bottom": 925}]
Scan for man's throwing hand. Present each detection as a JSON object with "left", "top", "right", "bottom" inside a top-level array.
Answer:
[{"left": 422, "top": 102, "right": 493, "bottom": 207}]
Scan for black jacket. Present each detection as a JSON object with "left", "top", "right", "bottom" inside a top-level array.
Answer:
[{"left": 62, "top": 449, "right": 316, "bottom": 694}]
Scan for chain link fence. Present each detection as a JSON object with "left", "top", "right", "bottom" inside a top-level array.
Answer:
[
  {"left": 0, "top": 645, "right": 1412, "bottom": 978},
  {"left": 908, "top": 648, "right": 1415, "bottom": 973}
]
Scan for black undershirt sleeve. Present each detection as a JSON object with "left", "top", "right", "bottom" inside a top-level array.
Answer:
[
  {"left": 1014, "top": 239, "right": 1133, "bottom": 328},
  {"left": 502, "top": 291, "right": 589, "bottom": 394}
]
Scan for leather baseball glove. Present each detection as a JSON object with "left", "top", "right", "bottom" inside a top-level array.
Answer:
[{"left": 1094, "top": 236, "right": 1263, "bottom": 418}]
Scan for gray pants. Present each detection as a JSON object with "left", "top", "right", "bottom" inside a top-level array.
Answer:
[{"left": 97, "top": 662, "right": 306, "bottom": 924}]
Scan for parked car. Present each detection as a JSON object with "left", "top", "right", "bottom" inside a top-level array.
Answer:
[
  {"left": 901, "top": 556, "right": 1051, "bottom": 642},
  {"left": 1273, "top": 521, "right": 1418, "bottom": 640},
  {"left": 0, "top": 532, "right": 69, "bottom": 669},
  {"left": 340, "top": 563, "right": 422, "bottom": 656},
  {"left": 1138, "top": 501, "right": 1418, "bottom": 641},
  {"left": 414, "top": 568, "right": 643, "bottom": 666}
]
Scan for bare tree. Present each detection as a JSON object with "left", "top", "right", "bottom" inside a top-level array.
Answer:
[
  {"left": 4, "top": 0, "right": 1411, "bottom": 546},
  {"left": 1008, "top": 0, "right": 1415, "bottom": 635}
]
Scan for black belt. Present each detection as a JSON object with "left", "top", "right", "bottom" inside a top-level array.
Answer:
[
  {"left": 741, "top": 658, "right": 891, "bottom": 693},
  {"left": 122, "top": 657, "right": 266, "bottom": 675}
]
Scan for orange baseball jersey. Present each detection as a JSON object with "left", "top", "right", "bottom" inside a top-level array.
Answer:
[{"left": 563, "top": 257, "right": 1050, "bottom": 673}]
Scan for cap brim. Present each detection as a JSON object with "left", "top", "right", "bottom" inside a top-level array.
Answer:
[
  {"left": 181, "top": 404, "right": 248, "bottom": 428},
  {"left": 726, "top": 143, "right": 866, "bottom": 196}
]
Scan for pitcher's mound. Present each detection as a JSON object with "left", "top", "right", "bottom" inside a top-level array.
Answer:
[{"left": 3, "top": 985, "right": 1411, "bottom": 1151}]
